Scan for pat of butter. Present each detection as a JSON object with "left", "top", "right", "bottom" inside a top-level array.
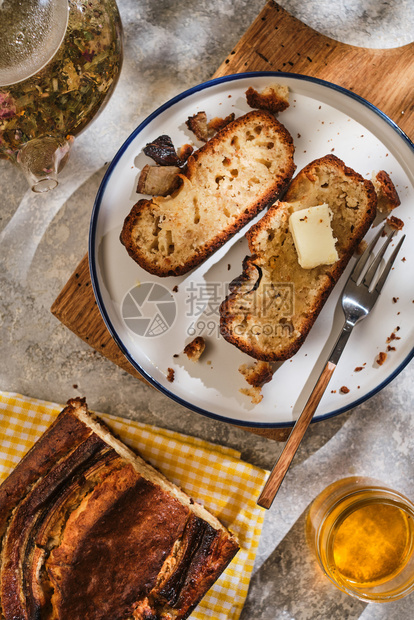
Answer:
[{"left": 289, "top": 204, "right": 338, "bottom": 269}]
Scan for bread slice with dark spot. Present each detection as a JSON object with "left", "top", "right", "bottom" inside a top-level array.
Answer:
[
  {"left": 120, "top": 110, "right": 295, "bottom": 276},
  {"left": 219, "top": 155, "right": 377, "bottom": 361}
]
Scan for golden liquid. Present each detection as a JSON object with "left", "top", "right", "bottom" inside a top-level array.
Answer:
[
  {"left": 332, "top": 502, "right": 414, "bottom": 586},
  {"left": 0, "top": 0, "right": 122, "bottom": 159}
]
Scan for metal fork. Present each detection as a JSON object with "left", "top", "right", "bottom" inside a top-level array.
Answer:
[{"left": 257, "top": 221, "right": 405, "bottom": 509}]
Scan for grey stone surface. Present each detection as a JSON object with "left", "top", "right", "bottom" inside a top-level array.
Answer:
[{"left": 0, "top": 1, "right": 413, "bottom": 618}]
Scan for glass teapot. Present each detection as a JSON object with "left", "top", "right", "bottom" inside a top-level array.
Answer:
[{"left": 0, "top": 0, "right": 123, "bottom": 192}]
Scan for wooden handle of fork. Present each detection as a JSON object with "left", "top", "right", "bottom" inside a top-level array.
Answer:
[{"left": 257, "top": 361, "right": 337, "bottom": 509}]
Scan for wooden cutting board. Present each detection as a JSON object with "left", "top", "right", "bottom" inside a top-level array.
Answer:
[{"left": 51, "top": 1, "right": 414, "bottom": 442}]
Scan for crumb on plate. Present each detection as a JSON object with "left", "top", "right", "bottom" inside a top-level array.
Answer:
[
  {"left": 238, "top": 360, "right": 274, "bottom": 404},
  {"left": 372, "top": 170, "right": 401, "bottom": 214},
  {"left": 376, "top": 352, "right": 387, "bottom": 366},
  {"left": 387, "top": 215, "right": 404, "bottom": 231},
  {"left": 245, "top": 83, "right": 290, "bottom": 113},
  {"left": 183, "top": 336, "right": 206, "bottom": 362},
  {"left": 240, "top": 386, "right": 263, "bottom": 404}
]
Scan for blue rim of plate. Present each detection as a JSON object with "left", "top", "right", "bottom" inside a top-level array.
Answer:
[{"left": 89, "top": 71, "right": 414, "bottom": 429}]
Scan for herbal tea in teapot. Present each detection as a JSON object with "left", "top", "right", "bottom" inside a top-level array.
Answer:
[{"left": 0, "top": 0, "right": 122, "bottom": 192}]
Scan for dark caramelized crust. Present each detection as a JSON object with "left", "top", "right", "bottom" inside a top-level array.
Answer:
[
  {"left": 155, "top": 514, "right": 238, "bottom": 618},
  {"left": 29, "top": 450, "right": 123, "bottom": 618},
  {"left": 0, "top": 433, "right": 110, "bottom": 620},
  {"left": 47, "top": 466, "right": 190, "bottom": 620},
  {"left": 245, "top": 84, "right": 290, "bottom": 113},
  {"left": 0, "top": 399, "right": 239, "bottom": 620},
  {"left": 0, "top": 398, "right": 93, "bottom": 539},
  {"left": 186, "top": 110, "right": 210, "bottom": 142}
]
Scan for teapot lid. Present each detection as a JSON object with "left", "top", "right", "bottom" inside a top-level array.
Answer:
[{"left": 0, "top": 0, "right": 68, "bottom": 86}]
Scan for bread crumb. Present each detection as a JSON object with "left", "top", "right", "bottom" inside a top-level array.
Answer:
[
  {"left": 245, "top": 83, "right": 289, "bottom": 113},
  {"left": 386, "top": 329, "right": 401, "bottom": 343},
  {"left": 387, "top": 345, "right": 396, "bottom": 352},
  {"left": 207, "top": 113, "right": 235, "bottom": 133},
  {"left": 354, "top": 367, "right": 364, "bottom": 372},
  {"left": 186, "top": 111, "right": 210, "bottom": 142},
  {"left": 167, "top": 368, "right": 175, "bottom": 382},
  {"left": 137, "top": 164, "right": 181, "bottom": 196},
  {"left": 238, "top": 360, "right": 274, "bottom": 404},
  {"left": 340, "top": 386, "right": 350, "bottom": 394},
  {"left": 186, "top": 111, "right": 235, "bottom": 142},
  {"left": 392, "top": 297, "right": 399, "bottom": 303},
  {"left": 376, "top": 352, "right": 387, "bottom": 366},
  {"left": 177, "top": 143, "right": 194, "bottom": 162},
  {"left": 372, "top": 170, "right": 401, "bottom": 214},
  {"left": 183, "top": 337, "right": 206, "bottom": 362},
  {"left": 387, "top": 215, "right": 404, "bottom": 231},
  {"left": 240, "top": 387, "right": 263, "bottom": 404},
  {"left": 239, "top": 360, "right": 273, "bottom": 388}
]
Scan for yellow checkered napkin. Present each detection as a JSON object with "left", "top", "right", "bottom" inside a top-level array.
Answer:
[{"left": 0, "top": 391, "right": 268, "bottom": 620}]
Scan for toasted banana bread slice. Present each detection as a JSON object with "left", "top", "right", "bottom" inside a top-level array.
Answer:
[
  {"left": 219, "top": 155, "right": 377, "bottom": 361},
  {"left": 120, "top": 110, "right": 295, "bottom": 276}
]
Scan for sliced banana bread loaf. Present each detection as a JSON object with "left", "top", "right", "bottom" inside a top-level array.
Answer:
[{"left": 0, "top": 398, "right": 239, "bottom": 620}]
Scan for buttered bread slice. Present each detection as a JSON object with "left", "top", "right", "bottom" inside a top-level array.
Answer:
[
  {"left": 219, "top": 155, "right": 377, "bottom": 361},
  {"left": 120, "top": 110, "right": 295, "bottom": 276}
]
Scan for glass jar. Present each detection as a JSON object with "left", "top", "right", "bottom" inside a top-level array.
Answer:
[{"left": 307, "top": 477, "right": 414, "bottom": 602}]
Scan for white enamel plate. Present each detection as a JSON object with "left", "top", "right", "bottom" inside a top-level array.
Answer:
[{"left": 89, "top": 72, "right": 414, "bottom": 428}]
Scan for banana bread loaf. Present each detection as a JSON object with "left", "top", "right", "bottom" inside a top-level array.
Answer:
[{"left": 0, "top": 398, "right": 239, "bottom": 620}]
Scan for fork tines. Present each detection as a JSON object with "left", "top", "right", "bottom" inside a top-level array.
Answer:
[
  {"left": 351, "top": 221, "right": 405, "bottom": 292},
  {"left": 374, "top": 233, "right": 406, "bottom": 294}
]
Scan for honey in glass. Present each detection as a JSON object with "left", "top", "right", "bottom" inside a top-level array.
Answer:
[{"left": 307, "top": 477, "right": 414, "bottom": 602}]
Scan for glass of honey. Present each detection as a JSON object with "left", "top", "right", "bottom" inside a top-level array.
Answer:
[{"left": 307, "top": 477, "right": 414, "bottom": 602}]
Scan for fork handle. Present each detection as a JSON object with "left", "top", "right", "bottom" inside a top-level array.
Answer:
[
  {"left": 329, "top": 319, "right": 354, "bottom": 365},
  {"left": 257, "top": 360, "right": 336, "bottom": 509},
  {"left": 257, "top": 320, "right": 355, "bottom": 509}
]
